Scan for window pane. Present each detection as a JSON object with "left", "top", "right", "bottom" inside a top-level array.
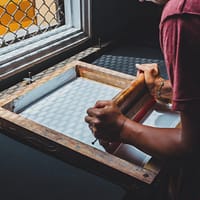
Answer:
[
  {"left": 0, "top": 0, "right": 69, "bottom": 47},
  {"left": 0, "top": 0, "right": 91, "bottom": 79}
]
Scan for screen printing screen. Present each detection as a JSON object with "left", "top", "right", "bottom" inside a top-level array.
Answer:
[
  {"left": 17, "top": 75, "right": 180, "bottom": 167},
  {"left": 19, "top": 77, "right": 121, "bottom": 151}
]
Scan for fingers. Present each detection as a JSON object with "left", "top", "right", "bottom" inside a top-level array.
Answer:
[
  {"left": 136, "top": 68, "right": 143, "bottom": 77},
  {"left": 99, "top": 139, "right": 110, "bottom": 147},
  {"left": 136, "top": 63, "right": 160, "bottom": 77},
  {"left": 135, "top": 63, "right": 144, "bottom": 72},
  {"left": 85, "top": 115, "right": 100, "bottom": 126},
  {"left": 94, "top": 100, "right": 112, "bottom": 108},
  {"left": 135, "top": 63, "right": 161, "bottom": 97},
  {"left": 85, "top": 100, "right": 120, "bottom": 141},
  {"left": 85, "top": 112, "right": 103, "bottom": 139},
  {"left": 87, "top": 107, "right": 101, "bottom": 117},
  {"left": 87, "top": 100, "right": 115, "bottom": 118},
  {"left": 85, "top": 115, "right": 99, "bottom": 139},
  {"left": 85, "top": 102, "right": 108, "bottom": 136},
  {"left": 99, "top": 139, "right": 112, "bottom": 152}
]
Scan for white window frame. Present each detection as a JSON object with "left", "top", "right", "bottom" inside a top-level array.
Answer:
[{"left": 0, "top": 0, "right": 91, "bottom": 80}]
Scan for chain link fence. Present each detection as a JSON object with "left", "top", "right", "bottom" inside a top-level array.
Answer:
[{"left": 0, "top": 0, "right": 65, "bottom": 47}]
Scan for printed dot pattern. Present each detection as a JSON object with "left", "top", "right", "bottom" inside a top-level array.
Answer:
[
  {"left": 20, "top": 78, "right": 121, "bottom": 151},
  {"left": 92, "top": 55, "right": 168, "bottom": 79}
]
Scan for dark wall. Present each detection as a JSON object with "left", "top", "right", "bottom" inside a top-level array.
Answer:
[{"left": 92, "top": 0, "right": 163, "bottom": 46}]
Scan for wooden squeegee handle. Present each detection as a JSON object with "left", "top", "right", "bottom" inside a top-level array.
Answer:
[
  {"left": 92, "top": 73, "right": 146, "bottom": 146},
  {"left": 113, "top": 73, "right": 145, "bottom": 106}
]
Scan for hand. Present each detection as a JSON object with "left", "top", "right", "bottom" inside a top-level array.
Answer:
[
  {"left": 85, "top": 100, "right": 127, "bottom": 142},
  {"left": 98, "top": 139, "right": 121, "bottom": 153},
  {"left": 136, "top": 63, "right": 163, "bottom": 98}
]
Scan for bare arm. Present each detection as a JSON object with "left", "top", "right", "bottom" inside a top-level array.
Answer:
[
  {"left": 122, "top": 105, "right": 200, "bottom": 159},
  {"left": 85, "top": 63, "right": 200, "bottom": 160},
  {"left": 85, "top": 100, "right": 199, "bottom": 160},
  {"left": 120, "top": 113, "right": 183, "bottom": 158}
]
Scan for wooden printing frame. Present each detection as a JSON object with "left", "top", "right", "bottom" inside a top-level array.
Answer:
[{"left": 0, "top": 60, "right": 166, "bottom": 190}]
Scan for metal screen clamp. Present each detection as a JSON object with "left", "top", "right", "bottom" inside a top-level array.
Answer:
[
  {"left": 23, "top": 72, "right": 35, "bottom": 85},
  {"left": 91, "top": 138, "right": 98, "bottom": 145}
]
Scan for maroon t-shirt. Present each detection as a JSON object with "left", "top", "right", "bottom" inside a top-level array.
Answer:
[
  {"left": 159, "top": 1, "right": 200, "bottom": 200},
  {"left": 159, "top": 0, "right": 200, "bottom": 111}
]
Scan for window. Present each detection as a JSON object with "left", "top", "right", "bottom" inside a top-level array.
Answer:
[{"left": 0, "top": 0, "right": 91, "bottom": 80}]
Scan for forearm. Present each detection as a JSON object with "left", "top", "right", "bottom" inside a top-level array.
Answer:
[
  {"left": 154, "top": 78, "right": 172, "bottom": 102},
  {"left": 120, "top": 118, "right": 183, "bottom": 159}
]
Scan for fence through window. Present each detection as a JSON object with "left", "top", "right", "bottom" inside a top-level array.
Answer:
[{"left": 0, "top": 0, "right": 65, "bottom": 47}]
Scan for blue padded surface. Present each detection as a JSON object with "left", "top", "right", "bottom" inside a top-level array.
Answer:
[{"left": 92, "top": 54, "right": 168, "bottom": 79}]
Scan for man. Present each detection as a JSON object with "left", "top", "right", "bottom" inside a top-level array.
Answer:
[{"left": 85, "top": 0, "right": 200, "bottom": 199}]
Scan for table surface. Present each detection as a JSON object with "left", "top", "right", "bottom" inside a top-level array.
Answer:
[{"left": 0, "top": 131, "right": 126, "bottom": 200}]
